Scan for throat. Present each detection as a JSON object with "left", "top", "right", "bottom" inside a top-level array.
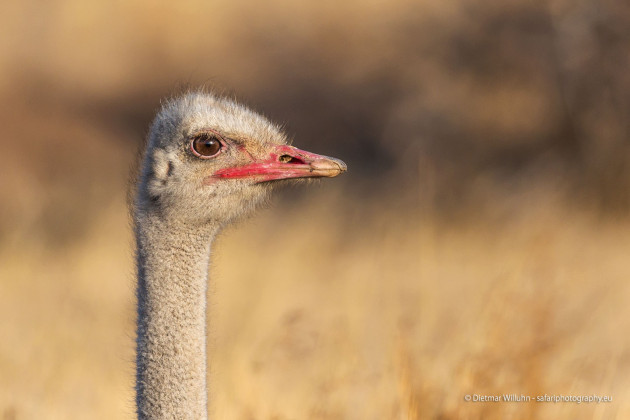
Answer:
[{"left": 134, "top": 215, "right": 218, "bottom": 419}]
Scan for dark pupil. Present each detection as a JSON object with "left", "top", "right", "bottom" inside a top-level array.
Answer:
[{"left": 194, "top": 135, "right": 221, "bottom": 156}]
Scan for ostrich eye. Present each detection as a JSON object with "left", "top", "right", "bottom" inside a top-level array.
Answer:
[{"left": 191, "top": 134, "right": 222, "bottom": 158}]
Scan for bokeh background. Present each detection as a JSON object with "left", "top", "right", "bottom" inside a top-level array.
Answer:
[{"left": 1, "top": 0, "right": 630, "bottom": 419}]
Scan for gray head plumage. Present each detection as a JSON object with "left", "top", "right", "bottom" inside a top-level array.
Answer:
[{"left": 136, "top": 91, "right": 346, "bottom": 227}]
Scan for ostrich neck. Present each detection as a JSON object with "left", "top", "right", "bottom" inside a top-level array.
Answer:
[{"left": 135, "top": 211, "right": 218, "bottom": 420}]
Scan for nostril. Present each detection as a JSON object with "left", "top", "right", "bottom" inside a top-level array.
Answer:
[{"left": 278, "top": 154, "right": 305, "bottom": 164}]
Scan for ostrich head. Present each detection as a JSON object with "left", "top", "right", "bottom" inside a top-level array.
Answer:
[{"left": 136, "top": 92, "right": 346, "bottom": 226}]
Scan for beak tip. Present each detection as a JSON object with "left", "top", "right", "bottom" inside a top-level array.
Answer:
[
  {"left": 311, "top": 157, "right": 347, "bottom": 176},
  {"left": 330, "top": 160, "right": 347, "bottom": 177}
]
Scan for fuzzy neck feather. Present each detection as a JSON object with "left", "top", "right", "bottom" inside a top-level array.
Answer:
[{"left": 135, "top": 210, "right": 219, "bottom": 419}]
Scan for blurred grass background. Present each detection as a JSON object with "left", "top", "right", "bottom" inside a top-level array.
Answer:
[{"left": 1, "top": 0, "right": 630, "bottom": 419}]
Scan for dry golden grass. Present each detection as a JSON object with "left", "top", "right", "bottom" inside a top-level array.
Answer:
[{"left": 1, "top": 187, "right": 630, "bottom": 419}]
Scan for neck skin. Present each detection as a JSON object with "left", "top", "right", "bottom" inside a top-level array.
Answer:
[{"left": 135, "top": 210, "right": 219, "bottom": 420}]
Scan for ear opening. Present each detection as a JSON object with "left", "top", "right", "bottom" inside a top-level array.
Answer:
[{"left": 153, "top": 150, "right": 174, "bottom": 182}]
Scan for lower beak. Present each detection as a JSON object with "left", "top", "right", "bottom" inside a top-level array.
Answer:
[{"left": 212, "top": 145, "right": 347, "bottom": 183}]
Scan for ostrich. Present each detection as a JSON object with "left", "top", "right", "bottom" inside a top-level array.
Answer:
[{"left": 133, "top": 91, "right": 346, "bottom": 419}]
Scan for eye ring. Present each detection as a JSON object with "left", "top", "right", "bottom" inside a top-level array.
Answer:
[{"left": 190, "top": 132, "right": 224, "bottom": 158}]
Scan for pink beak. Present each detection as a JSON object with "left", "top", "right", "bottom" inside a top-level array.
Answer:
[{"left": 211, "top": 144, "right": 347, "bottom": 183}]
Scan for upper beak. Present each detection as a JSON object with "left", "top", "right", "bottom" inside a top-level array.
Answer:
[{"left": 211, "top": 144, "right": 347, "bottom": 183}]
